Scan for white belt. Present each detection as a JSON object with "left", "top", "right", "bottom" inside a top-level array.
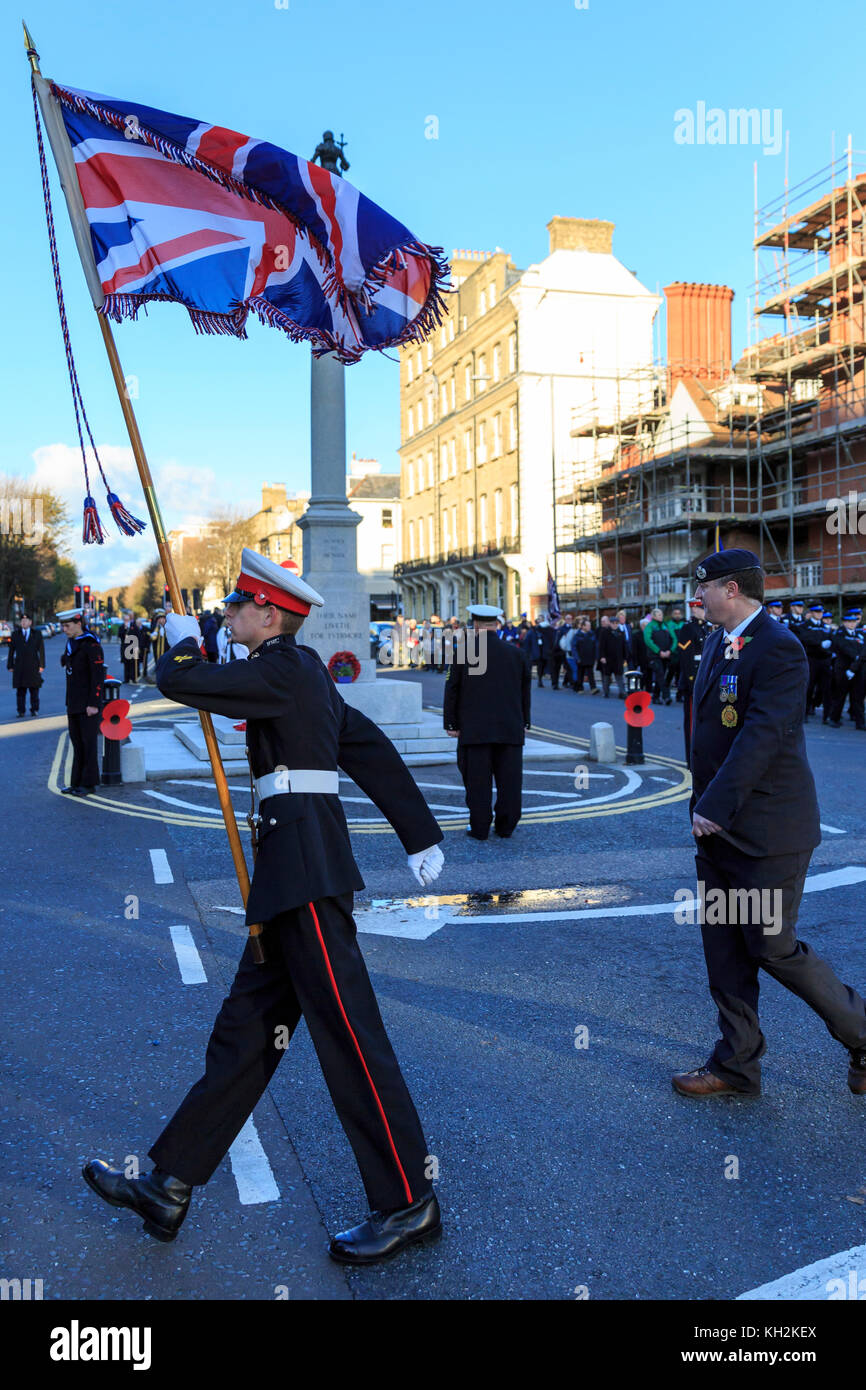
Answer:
[{"left": 254, "top": 769, "right": 340, "bottom": 798}]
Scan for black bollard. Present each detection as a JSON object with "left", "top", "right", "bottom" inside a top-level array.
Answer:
[
  {"left": 101, "top": 675, "right": 122, "bottom": 785},
  {"left": 624, "top": 668, "right": 645, "bottom": 765}
]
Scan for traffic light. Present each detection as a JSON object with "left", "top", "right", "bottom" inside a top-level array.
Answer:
[
  {"left": 164, "top": 585, "right": 170, "bottom": 607},
  {"left": 192, "top": 588, "right": 202, "bottom": 612},
  {"left": 74, "top": 584, "right": 82, "bottom": 607},
  {"left": 107, "top": 595, "right": 114, "bottom": 615},
  {"left": 83, "top": 584, "right": 91, "bottom": 608}
]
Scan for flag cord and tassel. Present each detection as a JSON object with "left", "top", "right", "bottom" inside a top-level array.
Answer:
[
  {"left": 26, "top": 31, "right": 264, "bottom": 963},
  {"left": 31, "top": 78, "right": 145, "bottom": 544}
]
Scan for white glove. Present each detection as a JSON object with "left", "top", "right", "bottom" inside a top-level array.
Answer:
[
  {"left": 165, "top": 614, "right": 202, "bottom": 647},
  {"left": 822, "top": 639, "right": 832, "bottom": 649},
  {"left": 408, "top": 844, "right": 444, "bottom": 887},
  {"left": 846, "top": 669, "right": 855, "bottom": 681}
]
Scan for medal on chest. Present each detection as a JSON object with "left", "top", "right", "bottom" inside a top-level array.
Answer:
[
  {"left": 719, "top": 673, "right": 738, "bottom": 726},
  {"left": 721, "top": 704, "right": 738, "bottom": 728}
]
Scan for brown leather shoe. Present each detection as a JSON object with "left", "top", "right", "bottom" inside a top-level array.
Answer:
[
  {"left": 672, "top": 1065, "right": 753, "bottom": 1097},
  {"left": 848, "top": 1050, "right": 866, "bottom": 1095}
]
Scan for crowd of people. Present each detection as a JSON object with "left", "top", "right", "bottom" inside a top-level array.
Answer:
[
  {"left": 389, "top": 598, "right": 866, "bottom": 734},
  {"left": 109, "top": 606, "right": 248, "bottom": 684}
]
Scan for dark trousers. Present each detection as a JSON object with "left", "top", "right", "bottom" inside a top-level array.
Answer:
[
  {"left": 534, "top": 656, "right": 549, "bottom": 687},
  {"left": 149, "top": 894, "right": 432, "bottom": 1212},
  {"left": 576, "top": 662, "right": 597, "bottom": 692},
  {"left": 67, "top": 711, "right": 100, "bottom": 788},
  {"left": 551, "top": 650, "right": 566, "bottom": 688},
  {"left": 601, "top": 664, "right": 623, "bottom": 697},
  {"left": 122, "top": 657, "right": 139, "bottom": 682},
  {"left": 16, "top": 685, "right": 40, "bottom": 714},
  {"left": 696, "top": 837, "right": 866, "bottom": 1093},
  {"left": 682, "top": 688, "right": 693, "bottom": 762},
  {"left": 456, "top": 742, "right": 523, "bottom": 839},
  {"left": 651, "top": 656, "right": 672, "bottom": 700},
  {"left": 806, "top": 657, "right": 830, "bottom": 714},
  {"left": 828, "top": 667, "right": 865, "bottom": 726}
]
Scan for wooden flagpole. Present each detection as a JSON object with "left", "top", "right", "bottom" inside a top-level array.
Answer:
[{"left": 24, "top": 22, "right": 265, "bottom": 963}]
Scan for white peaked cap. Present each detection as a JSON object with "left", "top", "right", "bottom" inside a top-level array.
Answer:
[
  {"left": 223, "top": 547, "right": 324, "bottom": 615},
  {"left": 467, "top": 604, "right": 503, "bottom": 618}
]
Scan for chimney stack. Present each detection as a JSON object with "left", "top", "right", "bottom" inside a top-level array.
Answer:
[
  {"left": 664, "top": 283, "right": 734, "bottom": 385},
  {"left": 547, "top": 217, "right": 615, "bottom": 255}
]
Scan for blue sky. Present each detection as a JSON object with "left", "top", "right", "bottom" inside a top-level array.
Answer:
[{"left": 3, "top": 0, "right": 864, "bottom": 589}]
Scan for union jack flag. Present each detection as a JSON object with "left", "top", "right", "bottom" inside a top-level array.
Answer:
[{"left": 51, "top": 83, "right": 448, "bottom": 363}]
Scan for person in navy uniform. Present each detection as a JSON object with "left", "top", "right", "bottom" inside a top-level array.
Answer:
[
  {"left": 800, "top": 601, "right": 834, "bottom": 720},
  {"left": 444, "top": 603, "right": 532, "bottom": 840},
  {"left": 7, "top": 613, "right": 45, "bottom": 716},
  {"left": 765, "top": 598, "right": 783, "bottom": 622},
  {"left": 672, "top": 549, "right": 866, "bottom": 1098},
  {"left": 675, "top": 598, "right": 708, "bottom": 762},
  {"left": 57, "top": 607, "right": 104, "bottom": 796},
  {"left": 826, "top": 608, "right": 865, "bottom": 730},
  {"left": 83, "top": 550, "right": 445, "bottom": 1264}
]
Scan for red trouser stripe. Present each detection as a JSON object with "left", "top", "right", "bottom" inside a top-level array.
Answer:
[{"left": 308, "top": 902, "right": 414, "bottom": 1206}]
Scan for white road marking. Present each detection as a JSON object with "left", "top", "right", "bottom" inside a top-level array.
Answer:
[
  {"left": 214, "top": 905, "right": 247, "bottom": 915},
  {"left": 146, "top": 789, "right": 223, "bottom": 815},
  {"left": 522, "top": 770, "right": 615, "bottom": 779},
  {"left": 149, "top": 848, "right": 173, "bottom": 883},
  {"left": 820, "top": 823, "right": 847, "bottom": 835},
  {"left": 363, "top": 867, "right": 866, "bottom": 937},
  {"left": 229, "top": 1117, "right": 280, "bottom": 1204},
  {"left": 169, "top": 924, "right": 207, "bottom": 984},
  {"left": 356, "top": 901, "right": 452, "bottom": 939},
  {"left": 737, "top": 1244, "right": 866, "bottom": 1300}
]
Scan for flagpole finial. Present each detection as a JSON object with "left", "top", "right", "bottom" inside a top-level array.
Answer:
[{"left": 22, "top": 20, "right": 41, "bottom": 73}]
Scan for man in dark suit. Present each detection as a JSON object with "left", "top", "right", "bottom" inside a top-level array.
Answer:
[
  {"left": 58, "top": 607, "right": 105, "bottom": 796},
  {"left": 675, "top": 599, "right": 708, "bottom": 762},
  {"left": 83, "top": 549, "right": 445, "bottom": 1265},
  {"left": 7, "top": 613, "right": 45, "bottom": 716},
  {"left": 529, "top": 618, "right": 556, "bottom": 689},
  {"left": 673, "top": 548, "right": 866, "bottom": 1098},
  {"left": 444, "top": 603, "right": 532, "bottom": 839}
]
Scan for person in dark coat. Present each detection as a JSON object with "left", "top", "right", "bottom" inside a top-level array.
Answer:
[
  {"left": 573, "top": 618, "right": 597, "bottom": 693},
  {"left": 528, "top": 618, "right": 556, "bottom": 688},
  {"left": 444, "top": 603, "right": 532, "bottom": 839},
  {"left": 83, "top": 549, "right": 445, "bottom": 1266},
  {"left": 799, "top": 602, "right": 834, "bottom": 720},
  {"left": 826, "top": 608, "right": 866, "bottom": 729},
  {"left": 675, "top": 600, "right": 709, "bottom": 762},
  {"left": 119, "top": 611, "right": 142, "bottom": 683},
  {"left": 673, "top": 549, "right": 866, "bottom": 1099},
  {"left": 57, "top": 607, "right": 104, "bottom": 796},
  {"left": 598, "top": 614, "right": 627, "bottom": 697},
  {"left": 7, "top": 614, "right": 45, "bottom": 716}
]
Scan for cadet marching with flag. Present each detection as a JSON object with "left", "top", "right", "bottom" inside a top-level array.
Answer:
[{"left": 83, "top": 551, "right": 446, "bottom": 1264}]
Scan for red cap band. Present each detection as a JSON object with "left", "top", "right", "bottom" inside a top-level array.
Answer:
[{"left": 236, "top": 572, "right": 311, "bottom": 616}]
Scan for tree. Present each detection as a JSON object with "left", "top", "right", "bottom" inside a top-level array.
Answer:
[{"left": 0, "top": 475, "right": 72, "bottom": 619}]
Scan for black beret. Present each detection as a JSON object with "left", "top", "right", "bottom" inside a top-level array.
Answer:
[{"left": 694, "top": 548, "right": 763, "bottom": 582}]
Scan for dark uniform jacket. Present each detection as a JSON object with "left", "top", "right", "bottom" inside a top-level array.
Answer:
[
  {"left": 690, "top": 608, "right": 820, "bottom": 857},
  {"left": 156, "top": 633, "right": 443, "bottom": 924},
  {"left": 800, "top": 620, "right": 833, "bottom": 664},
  {"left": 61, "top": 632, "right": 105, "bottom": 713},
  {"left": 675, "top": 620, "right": 708, "bottom": 691},
  {"left": 443, "top": 630, "right": 531, "bottom": 745},
  {"left": 830, "top": 627, "right": 865, "bottom": 674},
  {"left": 7, "top": 627, "right": 45, "bottom": 687}
]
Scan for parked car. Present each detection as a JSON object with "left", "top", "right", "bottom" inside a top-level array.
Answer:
[
  {"left": 36, "top": 623, "right": 53, "bottom": 639},
  {"left": 369, "top": 621, "right": 394, "bottom": 659},
  {"left": 0, "top": 621, "right": 11, "bottom": 646}
]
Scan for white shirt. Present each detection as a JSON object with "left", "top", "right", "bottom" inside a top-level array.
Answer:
[{"left": 724, "top": 605, "right": 762, "bottom": 644}]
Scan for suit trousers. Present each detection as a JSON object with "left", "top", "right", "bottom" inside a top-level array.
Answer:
[
  {"left": 16, "top": 685, "right": 40, "bottom": 714},
  {"left": 456, "top": 742, "right": 523, "bottom": 838},
  {"left": 67, "top": 711, "right": 100, "bottom": 788},
  {"left": 696, "top": 836, "right": 866, "bottom": 1092},
  {"left": 149, "top": 893, "right": 432, "bottom": 1212}
]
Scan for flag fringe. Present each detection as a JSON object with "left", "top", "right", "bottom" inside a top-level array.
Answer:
[{"left": 55, "top": 84, "right": 451, "bottom": 362}]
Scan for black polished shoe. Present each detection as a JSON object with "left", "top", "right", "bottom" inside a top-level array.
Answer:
[
  {"left": 82, "top": 1160, "right": 193, "bottom": 1242},
  {"left": 466, "top": 829, "right": 488, "bottom": 840},
  {"left": 60, "top": 786, "right": 84, "bottom": 796},
  {"left": 848, "top": 1049, "right": 866, "bottom": 1095},
  {"left": 328, "top": 1191, "right": 441, "bottom": 1265}
]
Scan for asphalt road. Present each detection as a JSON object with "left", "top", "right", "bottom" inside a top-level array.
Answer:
[{"left": 2, "top": 641, "right": 865, "bottom": 1303}]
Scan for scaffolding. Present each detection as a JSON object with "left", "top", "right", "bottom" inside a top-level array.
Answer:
[{"left": 554, "top": 144, "right": 866, "bottom": 615}]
